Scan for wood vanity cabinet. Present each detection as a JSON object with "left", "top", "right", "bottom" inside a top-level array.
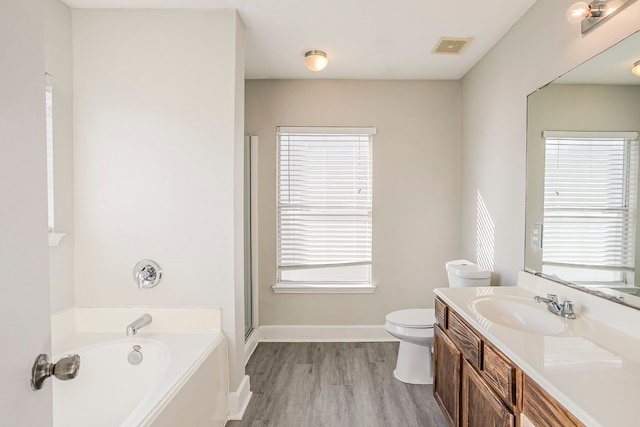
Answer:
[{"left": 434, "top": 297, "right": 584, "bottom": 427}]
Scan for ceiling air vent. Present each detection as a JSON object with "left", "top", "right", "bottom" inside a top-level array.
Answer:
[{"left": 432, "top": 37, "right": 473, "bottom": 55}]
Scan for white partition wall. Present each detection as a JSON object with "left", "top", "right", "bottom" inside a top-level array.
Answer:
[
  {"left": 0, "top": 0, "right": 53, "bottom": 425},
  {"left": 72, "top": 9, "right": 247, "bottom": 392}
]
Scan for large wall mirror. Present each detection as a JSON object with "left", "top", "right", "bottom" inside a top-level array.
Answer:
[{"left": 526, "top": 30, "right": 640, "bottom": 309}]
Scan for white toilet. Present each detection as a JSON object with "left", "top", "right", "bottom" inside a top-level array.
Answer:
[{"left": 384, "top": 259, "right": 491, "bottom": 384}]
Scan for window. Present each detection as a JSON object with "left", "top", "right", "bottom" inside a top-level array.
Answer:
[
  {"left": 45, "top": 73, "right": 65, "bottom": 246},
  {"left": 541, "top": 131, "right": 639, "bottom": 285},
  {"left": 45, "top": 76, "right": 54, "bottom": 232},
  {"left": 274, "top": 127, "right": 376, "bottom": 293}
]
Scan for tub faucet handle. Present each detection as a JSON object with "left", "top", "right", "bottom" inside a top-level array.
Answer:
[
  {"left": 561, "top": 301, "right": 576, "bottom": 319},
  {"left": 133, "top": 260, "right": 162, "bottom": 289}
]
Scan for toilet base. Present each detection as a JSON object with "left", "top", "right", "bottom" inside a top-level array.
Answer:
[{"left": 393, "top": 340, "right": 433, "bottom": 385}]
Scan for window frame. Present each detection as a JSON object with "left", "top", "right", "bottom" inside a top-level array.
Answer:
[{"left": 273, "top": 126, "right": 376, "bottom": 294}]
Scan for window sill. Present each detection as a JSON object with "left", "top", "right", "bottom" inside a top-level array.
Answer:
[
  {"left": 49, "top": 232, "right": 66, "bottom": 247},
  {"left": 272, "top": 283, "right": 377, "bottom": 294}
]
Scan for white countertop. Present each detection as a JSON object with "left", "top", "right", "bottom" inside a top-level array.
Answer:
[{"left": 434, "top": 285, "right": 640, "bottom": 427}]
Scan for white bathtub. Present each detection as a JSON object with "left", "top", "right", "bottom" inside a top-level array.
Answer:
[{"left": 51, "top": 308, "right": 229, "bottom": 427}]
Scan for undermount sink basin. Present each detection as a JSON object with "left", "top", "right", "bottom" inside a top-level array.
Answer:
[{"left": 468, "top": 295, "right": 567, "bottom": 335}]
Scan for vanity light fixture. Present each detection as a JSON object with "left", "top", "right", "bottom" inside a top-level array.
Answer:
[
  {"left": 566, "top": 1, "right": 592, "bottom": 23},
  {"left": 566, "top": 0, "right": 636, "bottom": 33},
  {"left": 633, "top": 60, "right": 640, "bottom": 77},
  {"left": 304, "top": 50, "right": 329, "bottom": 72}
]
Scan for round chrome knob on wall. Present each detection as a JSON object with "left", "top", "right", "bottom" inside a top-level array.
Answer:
[
  {"left": 133, "top": 260, "right": 162, "bottom": 289},
  {"left": 31, "top": 353, "right": 81, "bottom": 391}
]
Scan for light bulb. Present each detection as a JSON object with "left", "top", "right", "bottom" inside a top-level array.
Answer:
[
  {"left": 632, "top": 60, "right": 640, "bottom": 77},
  {"left": 304, "top": 50, "right": 329, "bottom": 72},
  {"left": 604, "top": 0, "right": 624, "bottom": 15},
  {"left": 566, "top": 1, "right": 591, "bottom": 23}
]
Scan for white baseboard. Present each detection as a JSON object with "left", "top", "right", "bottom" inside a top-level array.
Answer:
[
  {"left": 226, "top": 375, "right": 252, "bottom": 421},
  {"left": 256, "top": 324, "right": 398, "bottom": 342}
]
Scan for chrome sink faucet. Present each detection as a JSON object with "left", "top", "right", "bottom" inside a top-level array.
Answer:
[
  {"left": 534, "top": 294, "right": 576, "bottom": 319},
  {"left": 126, "top": 313, "right": 152, "bottom": 336}
]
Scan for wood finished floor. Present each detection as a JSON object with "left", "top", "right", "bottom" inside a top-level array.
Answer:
[{"left": 226, "top": 342, "right": 448, "bottom": 427}]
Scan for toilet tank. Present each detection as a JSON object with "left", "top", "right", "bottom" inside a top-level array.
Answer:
[{"left": 446, "top": 259, "right": 491, "bottom": 287}]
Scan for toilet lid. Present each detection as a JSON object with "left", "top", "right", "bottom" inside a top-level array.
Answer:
[
  {"left": 446, "top": 260, "right": 491, "bottom": 279},
  {"left": 385, "top": 309, "right": 435, "bottom": 328}
]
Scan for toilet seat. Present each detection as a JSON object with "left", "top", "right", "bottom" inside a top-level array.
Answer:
[{"left": 385, "top": 309, "right": 435, "bottom": 328}]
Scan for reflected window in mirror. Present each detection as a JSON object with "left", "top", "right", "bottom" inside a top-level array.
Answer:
[
  {"left": 541, "top": 131, "right": 639, "bottom": 286},
  {"left": 45, "top": 73, "right": 65, "bottom": 247},
  {"left": 45, "top": 73, "right": 55, "bottom": 232}
]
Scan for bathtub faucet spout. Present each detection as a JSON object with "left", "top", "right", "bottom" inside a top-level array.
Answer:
[{"left": 126, "top": 314, "right": 152, "bottom": 336}]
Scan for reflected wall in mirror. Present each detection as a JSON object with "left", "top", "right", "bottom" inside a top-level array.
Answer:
[{"left": 526, "top": 30, "right": 640, "bottom": 309}]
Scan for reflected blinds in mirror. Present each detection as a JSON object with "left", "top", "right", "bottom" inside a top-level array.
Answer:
[
  {"left": 45, "top": 76, "right": 54, "bottom": 232},
  {"left": 542, "top": 131, "right": 639, "bottom": 277}
]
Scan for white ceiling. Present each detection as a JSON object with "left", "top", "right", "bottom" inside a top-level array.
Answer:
[{"left": 62, "top": 0, "right": 538, "bottom": 80}]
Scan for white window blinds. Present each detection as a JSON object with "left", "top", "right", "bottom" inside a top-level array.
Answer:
[
  {"left": 45, "top": 78, "right": 54, "bottom": 232},
  {"left": 542, "top": 131, "right": 639, "bottom": 272},
  {"left": 277, "top": 127, "right": 374, "bottom": 282}
]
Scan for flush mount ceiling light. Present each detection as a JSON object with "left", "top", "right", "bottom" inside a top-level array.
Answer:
[
  {"left": 633, "top": 60, "right": 640, "bottom": 77},
  {"left": 304, "top": 50, "right": 329, "bottom": 72},
  {"left": 566, "top": 0, "right": 636, "bottom": 33}
]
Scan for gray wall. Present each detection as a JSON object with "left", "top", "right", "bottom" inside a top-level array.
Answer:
[
  {"left": 246, "top": 79, "right": 461, "bottom": 325},
  {"left": 460, "top": 0, "right": 640, "bottom": 285}
]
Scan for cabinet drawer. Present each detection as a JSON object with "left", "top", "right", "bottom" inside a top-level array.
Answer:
[
  {"left": 435, "top": 298, "right": 447, "bottom": 328},
  {"left": 483, "top": 344, "right": 516, "bottom": 406},
  {"left": 448, "top": 311, "right": 482, "bottom": 369},
  {"left": 522, "top": 374, "right": 585, "bottom": 427}
]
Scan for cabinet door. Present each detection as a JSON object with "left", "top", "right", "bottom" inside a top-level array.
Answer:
[
  {"left": 434, "top": 325, "right": 461, "bottom": 427},
  {"left": 482, "top": 343, "right": 516, "bottom": 407},
  {"left": 461, "top": 360, "right": 515, "bottom": 427},
  {"left": 522, "top": 374, "right": 585, "bottom": 427}
]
